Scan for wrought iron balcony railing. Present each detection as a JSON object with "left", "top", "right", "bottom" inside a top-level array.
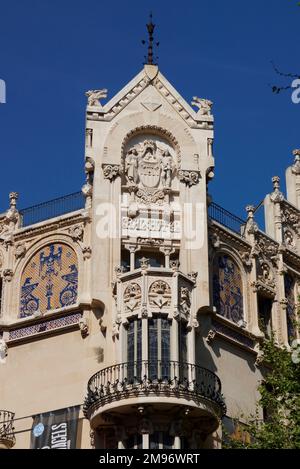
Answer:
[
  {"left": 19, "top": 191, "right": 85, "bottom": 227},
  {"left": 84, "top": 361, "right": 226, "bottom": 418},
  {"left": 0, "top": 410, "right": 15, "bottom": 448},
  {"left": 208, "top": 202, "right": 246, "bottom": 236}
]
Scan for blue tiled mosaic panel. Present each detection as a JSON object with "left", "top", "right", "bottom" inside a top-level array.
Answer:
[
  {"left": 20, "top": 243, "right": 78, "bottom": 317},
  {"left": 9, "top": 313, "right": 82, "bottom": 341}
]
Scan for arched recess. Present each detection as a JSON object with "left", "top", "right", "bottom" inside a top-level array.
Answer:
[
  {"left": 212, "top": 250, "right": 245, "bottom": 325},
  {"left": 17, "top": 235, "right": 82, "bottom": 318},
  {"left": 103, "top": 111, "right": 198, "bottom": 166}
]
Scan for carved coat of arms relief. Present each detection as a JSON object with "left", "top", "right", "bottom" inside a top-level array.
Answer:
[{"left": 124, "top": 140, "right": 175, "bottom": 205}]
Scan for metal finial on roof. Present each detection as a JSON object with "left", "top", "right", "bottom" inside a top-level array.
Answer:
[{"left": 142, "top": 13, "right": 159, "bottom": 65}]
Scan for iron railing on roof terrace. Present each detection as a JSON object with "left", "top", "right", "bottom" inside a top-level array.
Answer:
[
  {"left": 17, "top": 190, "right": 245, "bottom": 236},
  {"left": 19, "top": 191, "right": 85, "bottom": 227},
  {"left": 208, "top": 202, "right": 246, "bottom": 236}
]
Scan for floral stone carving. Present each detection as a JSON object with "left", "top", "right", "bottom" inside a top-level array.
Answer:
[
  {"left": 124, "top": 283, "right": 142, "bottom": 312},
  {"left": 149, "top": 280, "right": 171, "bottom": 309}
]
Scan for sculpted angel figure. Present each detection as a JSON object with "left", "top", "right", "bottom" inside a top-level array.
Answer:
[
  {"left": 191, "top": 96, "right": 213, "bottom": 116},
  {"left": 85, "top": 89, "right": 108, "bottom": 107},
  {"left": 161, "top": 150, "right": 173, "bottom": 188},
  {"left": 125, "top": 148, "right": 139, "bottom": 184}
]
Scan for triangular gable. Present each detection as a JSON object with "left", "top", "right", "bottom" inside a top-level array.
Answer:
[{"left": 86, "top": 66, "right": 213, "bottom": 129}]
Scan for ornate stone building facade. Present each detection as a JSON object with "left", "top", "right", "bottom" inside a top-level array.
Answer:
[{"left": 0, "top": 60, "right": 299, "bottom": 449}]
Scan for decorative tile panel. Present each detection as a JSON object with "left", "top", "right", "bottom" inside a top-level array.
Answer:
[
  {"left": 9, "top": 312, "right": 82, "bottom": 341},
  {"left": 20, "top": 243, "right": 78, "bottom": 317},
  {"left": 213, "top": 254, "right": 243, "bottom": 324}
]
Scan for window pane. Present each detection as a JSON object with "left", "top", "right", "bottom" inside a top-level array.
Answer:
[
  {"left": 127, "top": 319, "right": 142, "bottom": 381},
  {"left": 148, "top": 318, "right": 158, "bottom": 379},
  {"left": 149, "top": 431, "right": 160, "bottom": 449},
  {"left": 161, "top": 319, "right": 170, "bottom": 379},
  {"left": 136, "top": 319, "right": 142, "bottom": 378},
  {"left": 178, "top": 322, "right": 188, "bottom": 381},
  {"left": 163, "top": 433, "right": 174, "bottom": 449}
]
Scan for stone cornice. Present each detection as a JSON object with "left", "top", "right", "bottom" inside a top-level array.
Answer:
[
  {"left": 209, "top": 222, "right": 251, "bottom": 251},
  {"left": 12, "top": 210, "right": 89, "bottom": 242}
]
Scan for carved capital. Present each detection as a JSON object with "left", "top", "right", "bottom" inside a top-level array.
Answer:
[
  {"left": 102, "top": 164, "right": 122, "bottom": 181},
  {"left": 178, "top": 170, "right": 201, "bottom": 187}
]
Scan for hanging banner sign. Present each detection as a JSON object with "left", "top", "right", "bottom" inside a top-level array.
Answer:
[{"left": 31, "top": 406, "right": 80, "bottom": 449}]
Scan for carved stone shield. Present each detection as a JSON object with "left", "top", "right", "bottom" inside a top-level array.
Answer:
[{"left": 138, "top": 160, "right": 161, "bottom": 188}]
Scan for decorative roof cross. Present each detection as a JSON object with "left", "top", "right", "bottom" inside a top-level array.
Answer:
[{"left": 142, "top": 13, "right": 159, "bottom": 65}]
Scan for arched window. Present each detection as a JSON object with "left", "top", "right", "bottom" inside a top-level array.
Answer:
[
  {"left": 20, "top": 243, "right": 78, "bottom": 317},
  {"left": 213, "top": 254, "right": 244, "bottom": 324},
  {"left": 284, "top": 274, "right": 296, "bottom": 345}
]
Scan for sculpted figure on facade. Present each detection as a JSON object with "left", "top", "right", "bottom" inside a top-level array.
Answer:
[
  {"left": 85, "top": 89, "right": 107, "bottom": 107},
  {"left": 125, "top": 148, "right": 139, "bottom": 185},
  {"left": 191, "top": 97, "right": 213, "bottom": 116}
]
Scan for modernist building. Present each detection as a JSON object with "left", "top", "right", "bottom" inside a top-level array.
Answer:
[{"left": 1, "top": 30, "right": 300, "bottom": 449}]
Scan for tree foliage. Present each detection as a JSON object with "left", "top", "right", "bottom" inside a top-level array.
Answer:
[{"left": 223, "top": 338, "right": 300, "bottom": 449}]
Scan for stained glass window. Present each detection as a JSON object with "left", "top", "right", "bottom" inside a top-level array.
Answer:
[
  {"left": 148, "top": 317, "right": 171, "bottom": 380},
  {"left": 127, "top": 317, "right": 170, "bottom": 380},
  {"left": 284, "top": 274, "right": 296, "bottom": 345},
  {"left": 127, "top": 319, "right": 142, "bottom": 381},
  {"left": 213, "top": 254, "right": 244, "bottom": 324}
]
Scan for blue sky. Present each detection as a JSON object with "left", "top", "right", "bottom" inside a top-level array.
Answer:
[{"left": 0, "top": 0, "right": 299, "bottom": 227}]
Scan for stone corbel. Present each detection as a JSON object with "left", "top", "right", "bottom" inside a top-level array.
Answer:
[
  {"left": 0, "top": 338, "right": 8, "bottom": 364},
  {"left": 139, "top": 257, "right": 150, "bottom": 270},
  {"left": 279, "top": 298, "right": 288, "bottom": 310},
  {"left": 14, "top": 242, "right": 26, "bottom": 259},
  {"left": 178, "top": 170, "right": 201, "bottom": 187},
  {"left": 102, "top": 164, "right": 122, "bottom": 182},
  {"left": 205, "top": 329, "right": 216, "bottom": 344},
  {"left": 79, "top": 316, "right": 89, "bottom": 338},
  {"left": 3, "top": 269, "right": 13, "bottom": 282},
  {"left": 170, "top": 259, "right": 180, "bottom": 271},
  {"left": 240, "top": 251, "right": 253, "bottom": 269},
  {"left": 69, "top": 224, "right": 84, "bottom": 242},
  {"left": 82, "top": 246, "right": 92, "bottom": 260},
  {"left": 112, "top": 321, "right": 120, "bottom": 339},
  {"left": 187, "top": 271, "right": 198, "bottom": 284}
]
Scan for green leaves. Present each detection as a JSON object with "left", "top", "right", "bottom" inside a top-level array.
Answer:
[{"left": 224, "top": 337, "right": 300, "bottom": 449}]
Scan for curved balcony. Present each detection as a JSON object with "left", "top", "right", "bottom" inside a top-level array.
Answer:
[
  {"left": 84, "top": 361, "right": 226, "bottom": 434},
  {"left": 0, "top": 411, "right": 15, "bottom": 449}
]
